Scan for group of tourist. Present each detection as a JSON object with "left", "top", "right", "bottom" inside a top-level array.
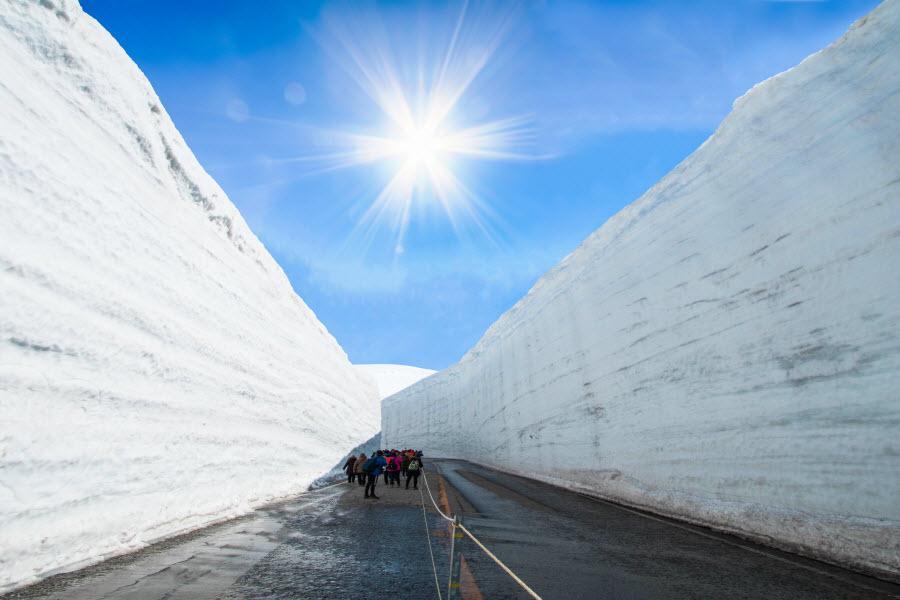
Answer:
[{"left": 342, "top": 449, "right": 424, "bottom": 499}]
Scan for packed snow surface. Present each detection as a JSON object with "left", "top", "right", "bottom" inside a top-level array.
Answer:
[
  {"left": 355, "top": 364, "right": 436, "bottom": 401},
  {"left": 384, "top": 0, "right": 900, "bottom": 579},
  {"left": 0, "top": 0, "right": 378, "bottom": 592}
]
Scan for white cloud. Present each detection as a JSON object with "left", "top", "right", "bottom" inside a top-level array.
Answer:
[
  {"left": 283, "top": 81, "right": 307, "bottom": 106},
  {"left": 503, "top": 0, "right": 870, "bottom": 150},
  {"left": 225, "top": 98, "right": 249, "bottom": 122}
]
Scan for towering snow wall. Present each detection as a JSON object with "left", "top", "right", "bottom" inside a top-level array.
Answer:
[
  {"left": 383, "top": 0, "right": 900, "bottom": 579},
  {"left": 0, "top": 0, "right": 378, "bottom": 592}
]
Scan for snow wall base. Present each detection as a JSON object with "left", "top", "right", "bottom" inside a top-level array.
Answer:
[{"left": 383, "top": 0, "right": 900, "bottom": 581}]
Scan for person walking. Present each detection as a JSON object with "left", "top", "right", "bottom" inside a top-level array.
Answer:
[
  {"left": 354, "top": 453, "right": 367, "bottom": 486},
  {"left": 405, "top": 455, "right": 421, "bottom": 489},
  {"left": 401, "top": 452, "right": 410, "bottom": 478},
  {"left": 343, "top": 454, "right": 358, "bottom": 484},
  {"left": 364, "top": 451, "right": 387, "bottom": 499},
  {"left": 387, "top": 452, "right": 402, "bottom": 486},
  {"left": 384, "top": 453, "right": 395, "bottom": 486}
]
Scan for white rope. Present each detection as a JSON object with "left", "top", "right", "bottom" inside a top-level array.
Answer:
[
  {"left": 457, "top": 523, "right": 544, "bottom": 600},
  {"left": 420, "top": 469, "right": 455, "bottom": 522},
  {"left": 419, "top": 486, "right": 444, "bottom": 600},
  {"left": 420, "top": 467, "right": 543, "bottom": 600}
]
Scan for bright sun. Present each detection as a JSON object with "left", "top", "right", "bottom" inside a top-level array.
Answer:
[
  {"left": 291, "top": 3, "right": 535, "bottom": 255},
  {"left": 398, "top": 128, "right": 443, "bottom": 167},
  {"left": 345, "top": 92, "right": 532, "bottom": 255}
]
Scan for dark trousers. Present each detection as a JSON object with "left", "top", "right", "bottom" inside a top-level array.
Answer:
[
  {"left": 406, "top": 472, "right": 419, "bottom": 489},
  {"left": 357, "top": 473, "right": 366, "bottom": 486},
  {"left": 347, "top": 471, "right": 355, "bottom": 483},
  {"left": 365, "top": 473, "right": 379, "bottom": 497}
]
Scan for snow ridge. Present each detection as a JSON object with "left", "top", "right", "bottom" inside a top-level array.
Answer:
[
  {"left": 0, "top": 0, "right": 377, "bottom": 592},
  {"left": 355, "top": 364, "right": 436, "bottom": 401},
  {"left": 383, "top": 0, "right": 900, "bottom": 579}
]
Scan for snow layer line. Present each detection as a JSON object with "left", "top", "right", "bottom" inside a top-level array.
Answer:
[
  {"left": 383, "top": 0, "right": 900, "bottom": 579},
  {"left": 0, "top": 0, "right": 378, "bottom": 592}
]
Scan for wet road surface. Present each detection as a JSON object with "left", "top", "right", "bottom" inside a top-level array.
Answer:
[
  {"left": 6, "top": 478, "right": 446, "bottom": 600},
  {"left": 434, "top": 460, "right": 900, "bottom": 599},
  {"left": 6, "top": 460, "right": 899, "bottom": 599}
]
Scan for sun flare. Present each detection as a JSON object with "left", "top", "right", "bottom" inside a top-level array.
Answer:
[{"left": 294, "top": 2, "right": 537, "bottom": 255}]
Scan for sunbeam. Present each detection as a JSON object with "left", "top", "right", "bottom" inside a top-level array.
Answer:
[{"left": 298, "top": 1, "right": 537, "bottom": 256}]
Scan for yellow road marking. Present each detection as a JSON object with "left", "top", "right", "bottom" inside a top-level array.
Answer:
[{"left": 437, "top": 471, "right": 485, "bottom": 600}]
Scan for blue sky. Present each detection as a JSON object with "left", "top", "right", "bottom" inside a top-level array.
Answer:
[{"left": 82, "top": 0, "right": 878, "bottom": 370}]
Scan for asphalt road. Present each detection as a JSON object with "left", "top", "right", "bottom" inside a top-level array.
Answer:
[
  {"left": 6, "top": 460, "right": 899, "bottom": 599},
  {"left": 433, "top": 460, "right": 900, "bottom": 600}
]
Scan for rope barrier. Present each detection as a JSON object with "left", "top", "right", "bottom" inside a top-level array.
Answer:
[
  {"left": 419, "top": 486, "right": 444, "bottom": 600},
  {"left": 420, "top": 467, "right": 544, "bottom": 600},
  {"left": 421, "top": 469, "right": 455, "bottom": 522},
  {"left": 457, "top": 523, "right": 544, "bottom": 600}
]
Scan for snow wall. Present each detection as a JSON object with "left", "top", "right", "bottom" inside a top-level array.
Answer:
[
  {"left": 0, "top": 1, "right": 379, "bottom": 592},
  {"left": 383, "top": 0, "right": 900, "bottom": 579}
]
